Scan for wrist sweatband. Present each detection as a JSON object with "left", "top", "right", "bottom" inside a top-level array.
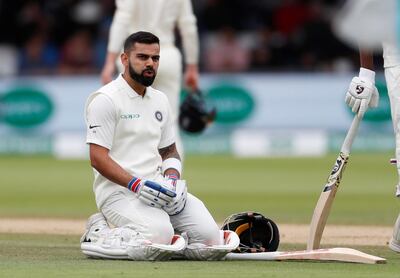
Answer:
[
  {"left": 359, "top": 67, "right": 375, "bottom": 84},
  {"left": 127, "top": 177, "right": 142, "bottom": 192},
  {"left": 166, "top": 173, "right": 179, "bottom": 180},
  {"left": 162, "top": 158, "right": 182, "bottom": 176},
  {"left": 166, "top": 173, "right": 178, "bottom": 187}
]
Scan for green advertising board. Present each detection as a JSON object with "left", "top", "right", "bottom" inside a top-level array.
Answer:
[
  {"left": 207, "top": 84, "right": 254, "bottom": 124},
  {"left": 0, "top": 86, "right": 53, "bottom": 128}
]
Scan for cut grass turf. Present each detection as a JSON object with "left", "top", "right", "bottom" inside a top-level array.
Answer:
[
  {"left": 0, "top": 153, "right": 398, "bottom": 225},
  {"left": 1, "top": 154, "right": 399, "bottom": 277},
  {"left": 0, "top": 233, "right": 399, "bottom": 278}
]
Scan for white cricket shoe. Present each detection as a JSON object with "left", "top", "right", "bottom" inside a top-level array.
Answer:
[
  {"left": 80, "top": 212, "right": 109, "bottom": 244},
  {"left": 396, "top": 184, "right": 400, "bottom": 198},
  {"left": 389, "top": 238, "right": 400, "bottom": 253}
]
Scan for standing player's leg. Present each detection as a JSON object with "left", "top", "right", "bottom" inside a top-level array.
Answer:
[
  {"left": 385, "top": 65, "right": 400, "bottom": 252},
  {"left": 386, "top": 66, "right": 400, "bottom": 196},
  {"left": 390, "top": 213, "right": 400, "bottom": 252},
  {"left": 170, "top": 193, "right": 239, "bottom": 260}
]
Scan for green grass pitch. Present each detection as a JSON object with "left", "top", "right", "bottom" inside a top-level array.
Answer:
[{"left": 0, "top": 153, "right": 399, "bottom": 277}]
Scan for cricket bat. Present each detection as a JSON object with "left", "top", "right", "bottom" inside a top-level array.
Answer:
[
  {"left": 225, "top": 247, "right": 386, "bottom": 264},
  {"left": 307, "top": 114, "right": 362, "bottom": 250}
]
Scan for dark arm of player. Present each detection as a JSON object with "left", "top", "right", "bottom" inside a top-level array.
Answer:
[
  {"left": 359, "top": 49, "right": 374, "bottom": 70},
  {"left": 158, "top": 143, "right": 181, "bottom": 178},
  {"left": 89, "top": 143, "right": 132, "bottom": 187}
]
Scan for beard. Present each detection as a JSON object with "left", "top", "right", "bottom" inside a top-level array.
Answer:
[{"left": 128, "top": 62, "right": 156, "bottom": 87}]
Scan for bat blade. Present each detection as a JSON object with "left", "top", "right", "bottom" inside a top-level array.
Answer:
[
  {"left": 307, "top": 152, "right": 349, "bottom": 250},
  {"left": 225, "top": 248, "right": 386, "bottom": 264}
]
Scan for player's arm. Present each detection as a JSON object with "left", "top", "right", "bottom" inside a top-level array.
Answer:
[
  {"left": 89, "top": 143, "right": 132, "bottom": 187},
  {"left": 184, "top": 64, "right": 199, "bottom": 91},
  {"left": 101, "top": 0, "right": 135, "bottom": 84},
  {"left": 90, "top": 143, "right": 175, "bottom": 205},
  {"left": 178, "top": 0, "right": 200, "bottom": 91},
  {"left": 86, "top": 95, "right": 175, "bottom": 206},
  {"left": 157, "top": 101, "right": 186, "bottom": 215},
  {"left": 345, "top": 49, "right": 379, "bottom": 117},
  {"left": 86, "top": 95, "right": 129, "bottom": 186},
  {"left": 101, "top": 52, "right": 120, "bottom": 84},
  {"left": 158, "top": 98, "right": 182, "bottom": 179},
  {"left": 159, "top": 143, "right": 181, "bottom": 178},
  {"left": 157, "top": 102, "right": 186, "bottom": 215},
  {"left": 158, "top": 143, "right": 187, "bottom": 216},
  {"left": 360, "top": 50, "right": 374, "bottom": 70}
]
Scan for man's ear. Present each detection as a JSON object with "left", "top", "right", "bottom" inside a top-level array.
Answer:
[{"left": 120, "top": 52, "right": 128, "bottom": 67}]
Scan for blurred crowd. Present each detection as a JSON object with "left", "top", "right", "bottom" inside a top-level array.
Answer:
[{"left": 0, "top": 0, "right": 375, "bottom": 76}]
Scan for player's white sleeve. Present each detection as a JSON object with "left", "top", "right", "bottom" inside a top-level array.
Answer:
[
  {"left": 159, "top": 101, "right": 175, "bottom": 149},
  {"left": 177, "top": 0, "right": 199, "bottom": 65},
  {"left": 86, "top": 94, "right": 116, "bottom": 149},
  {"left": 107, "top": 0, "right": 136, "bottom": 53}
]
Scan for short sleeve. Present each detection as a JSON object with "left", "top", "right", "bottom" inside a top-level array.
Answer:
[
  {"left": 86, "top": 94, "right": 116, "bottom": 149},
  {"left": 158, "top": 100, "right": 176, "bottom": 149}
]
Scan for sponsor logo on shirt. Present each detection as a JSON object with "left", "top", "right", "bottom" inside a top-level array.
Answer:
[
  {"left": 120, "top": 114, "right": 140, "bottom": 119},
  {"left": 155, "top": 111, "right": 163, "bottom": 122}
]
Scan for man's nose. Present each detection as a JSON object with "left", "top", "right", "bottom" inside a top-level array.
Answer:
[{"left": 145, "top": 57, "right": 155, "bottom": 67}]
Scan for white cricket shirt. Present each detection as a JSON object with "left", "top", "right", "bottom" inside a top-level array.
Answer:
[
  {"left": 108, "top": 0, "right": 198, "bottom": 64},
  {"left": 85, "top": 74, "right": 175, "bottom": 207}
]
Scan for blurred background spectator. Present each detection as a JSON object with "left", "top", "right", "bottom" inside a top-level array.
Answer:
[
  {"left": 204, "top": 26, "right": 251, "bottom": 72},
  {"left": 18, "top": 30, "right": 59, "bottom": 75},
  {"left": 0, "top": 0, "right": 383, "bottom": 76}
]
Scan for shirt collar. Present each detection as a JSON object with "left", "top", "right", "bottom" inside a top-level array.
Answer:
[{"left": 116, "top": 74, "right": 152, "bottom": 99}]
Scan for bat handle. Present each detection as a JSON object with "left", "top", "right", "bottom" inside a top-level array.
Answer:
[{"left": 340, "top": 114, "right": 362, "bottom": 155}]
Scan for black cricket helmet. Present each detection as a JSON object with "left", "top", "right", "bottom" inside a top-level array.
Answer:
[
  {"left": 179, "top": 89, "right": 216, "bottom": 133},
  {"left": 221, "top": 211, "right": 280, "bottom": 253}
]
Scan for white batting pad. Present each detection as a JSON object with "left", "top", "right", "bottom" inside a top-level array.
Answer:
[
  {"left": 183, "top": 230, "right": 240, "bottom": 260},
  {"left": 127, "top": 235, "right": 186, "bottom": 261}
]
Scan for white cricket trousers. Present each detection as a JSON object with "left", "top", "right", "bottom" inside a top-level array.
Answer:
[
  {"left": 385, "top": 66, "right": 400, "bottom": 182},
  {"left": 100, "top": 190, "right": 220, "bottom": 246}
]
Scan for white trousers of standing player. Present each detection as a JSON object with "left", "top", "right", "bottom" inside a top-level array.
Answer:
[
  {"left": 100, "top": 189, "right": 221, "bottom": 246},
  {"left": 117, "top": 44, "right": 184, "bottom": 157},
  {"left": 385, "top": 66, "right": 400, "bottom": 183},
  {"left": 385, "top": 65, "right": 400, "bottom": 250}
]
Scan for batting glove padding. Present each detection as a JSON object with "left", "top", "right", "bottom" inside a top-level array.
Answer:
[
  {"left": 128, "top": 177, "right": 176, "bottom": 208},
  {"left": 163, "top": 179, "right": 187, "bottom": 216},
  {"left": 345, "top": 69, "right": 379, "bottom": 118}
]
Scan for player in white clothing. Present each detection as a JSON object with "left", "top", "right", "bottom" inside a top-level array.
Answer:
[
  {"left": 344, "top": 41, "right": 400, "bottom": 253},
  {"left": 80, "top": 31, "right": 239, "bottom": 261},
  {"left": 100, "top": 0, "right": 200, "bottom": 156}
]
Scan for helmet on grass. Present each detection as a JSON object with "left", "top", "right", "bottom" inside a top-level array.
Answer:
[{"left": 221, "top": 211, "right": 280, "bottom": 253}]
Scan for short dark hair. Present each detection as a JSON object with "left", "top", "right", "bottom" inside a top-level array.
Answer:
[{"left": 123, "top": 31, "right": 160, "bottom": 52}]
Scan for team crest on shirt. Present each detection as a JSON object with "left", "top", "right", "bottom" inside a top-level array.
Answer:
[{"left": 155, "top": 111, "right": 163, "bottom": 122}]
